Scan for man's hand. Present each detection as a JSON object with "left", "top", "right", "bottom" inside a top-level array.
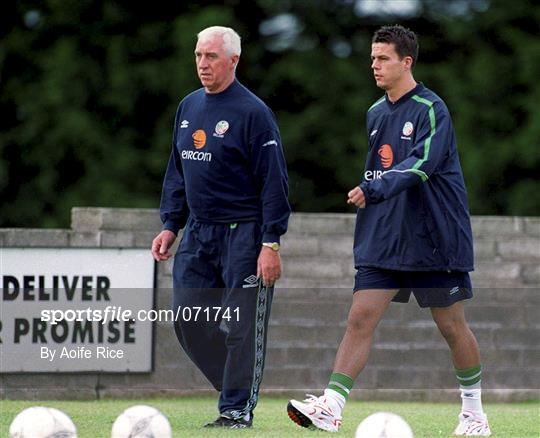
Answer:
[
  {"left": 347, "top": 186, "right": 366, "bottom": 208},
  {"left": 151, "top": 230, "right": 177, "bottom": 262},
  {"left": 257, "top": 246, "right": 281, "bottom": 287}
]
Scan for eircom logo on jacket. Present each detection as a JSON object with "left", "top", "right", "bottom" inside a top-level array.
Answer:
[
  {"left": 181, "top": 129, "right": 212, "bottom": 162},
  {"left": 364, "top": 143, "right": 394, "bottom": 181}
]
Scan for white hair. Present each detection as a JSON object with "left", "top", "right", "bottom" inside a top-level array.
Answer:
[{"left": 197, "top": 26, "right": 241, "bottom": 56}]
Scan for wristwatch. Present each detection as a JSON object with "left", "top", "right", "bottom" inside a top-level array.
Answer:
[{"left": 262, "top": 242, "right": 280, "bottom": 251}]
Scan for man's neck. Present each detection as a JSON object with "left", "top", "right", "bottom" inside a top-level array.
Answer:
[
  {"left": 386, "top": 77, "right": 417, "bottom": 103},
  {"left": 205, "top": 76, "right": 236, "bottom": 94}
]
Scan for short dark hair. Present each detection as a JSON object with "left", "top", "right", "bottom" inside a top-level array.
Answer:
[{"left": 372, "top": 25, "right": 419, "bottom": 67}]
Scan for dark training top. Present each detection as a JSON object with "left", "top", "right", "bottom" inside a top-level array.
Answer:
[
  {"left": 355, "top": 83, "right": 474, "bottom": 271},
  {"left": 160, "top": 79, "right": 290, "bottom": 243}
]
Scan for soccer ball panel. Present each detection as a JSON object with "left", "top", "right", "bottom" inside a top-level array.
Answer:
[
  {"left": 111, "top": 405, "right": 172, "bottom": 438},
  {"left": 9, "top": 406, "right": 77, "bottom": 438},
  {"left": 355, "top": 412, "right": 413, "bottom": 438}
]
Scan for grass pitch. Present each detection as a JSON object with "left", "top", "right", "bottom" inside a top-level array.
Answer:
[{"left": 1, "top": 397, "right": 538, "bottom": 437}]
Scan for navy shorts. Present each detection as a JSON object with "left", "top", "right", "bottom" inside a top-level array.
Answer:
[{"left": 353, "top": 266, "right": 473, "bottom": 308}]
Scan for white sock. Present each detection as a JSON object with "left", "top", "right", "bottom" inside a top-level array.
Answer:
[
  {"left": 460, "top": 382, "right": 483, "bottom": 415},
  {"left": 324, "top": 388, "right": 346, "bottom": 414}
]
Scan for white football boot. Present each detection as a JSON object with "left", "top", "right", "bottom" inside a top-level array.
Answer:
[
  {"left": 454, "top": 411, "right": 492, "bottom": 436},
  {"left": 287, "top": 394, "right": 342, "bottom": 433}
]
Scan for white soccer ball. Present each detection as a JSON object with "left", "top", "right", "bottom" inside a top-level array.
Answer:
[
  {"left": 111, "top": 405, "right": 172, "bottom": 438},
  {"left": 355, "top": 412, "right": 413, "bottom": 438},
  {"left": 9, "top": 406, "right": 77, "bottom": 438}
]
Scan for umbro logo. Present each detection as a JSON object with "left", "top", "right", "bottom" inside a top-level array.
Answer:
[
  {"left": 242, "top": 275, "right": 259, "bottom": 288},
  {"left": 449, "top": 286, "right": 460, "bottom": 295},
  {"left": 180, "top": 120, "right": 189, "bottom": 128}
]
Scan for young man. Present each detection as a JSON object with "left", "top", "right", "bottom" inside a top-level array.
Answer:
[
  {"left": 287, "top": 25, "right": 491, "bottom": 436},
  {"left": 152, "top": 26, "right": 290, "bottom": 428}
]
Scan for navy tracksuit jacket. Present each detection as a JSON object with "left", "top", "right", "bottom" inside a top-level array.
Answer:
[
  {"left": 355, "top": 83, "right": 474, "bottom": 272},
  {"left": 159, "top": 80, "right": 290, "bottom": 418}
]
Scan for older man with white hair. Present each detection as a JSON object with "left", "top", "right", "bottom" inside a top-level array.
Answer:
[{"left": 152, "top": 26, "right": 290, "bottom": 428}]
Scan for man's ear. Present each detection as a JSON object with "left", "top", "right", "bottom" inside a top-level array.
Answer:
[{"left": 403, "top": 56, "right": 413, "bottom": 70}]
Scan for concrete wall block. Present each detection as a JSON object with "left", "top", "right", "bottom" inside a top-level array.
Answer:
[
  {"left": 1, "top": 374, "right": 98, "bottom": 400},
  {"left": 521, "top": 348, "right": 540, "bottom": 367},
  {"left": 471, "top": 278, "right": 524, "bottom": 289},
  {"left": 280, "top": 235, "right": 319, "bottom": 256},
  {"left": 374, "top": 367, "right": 454, "bottom": 389},
  {"left": 287, "top": 213, "right": 356, "bottom": 236},
  {"left": 161, "top": 258, "right": 175, "bottom": 276},
  {"left": 156, "top": 276, "right": 173, "bottom": 292},
  {"left": 488, "top": 369, "right": 540, "bottom": 389},
  {"left": 100, "top": 208, "right": 162, "bottom": 232},
  {"left": 493, "top": 328, "right": 540, "bottom": 348},
  {"left": 69, "top": 231, "right": 100, "bottom": 247},
  {"left": 267, "top": 324, "right": 345, "bottom": 347},
  {"left": 525, "top": 305, "right": 540, "bottom": 327},
  {"left": 404, "top": 305, "right": 435, "bottom": 318},
  {"left": 97, "top": 366, "right": 209, "bottom": 394},
  {"left": 100, "top": 231, "right": 135, "bottom": 248},
  {"left": 471, "top": 262, "right": 521, "bottom": 282},
  {"left": 374, "top": 326, "right": 493, "bottom": 347},
  {"left": 347, "top": 388, "right": 458, "bottom": 402},
  {"left": 273, "top": 287, "right": 353, "bottom": 301},
  {"left": 318, "top": 235, "right": 355, "bottom": 257},
  {"left": 378, "top": 305, "right": 407, "bottom": 324},
  {"left": 72, "top": 207, "right": 162, "bottom": 232},
  {"left": 481, "top": 348, "right": 525, "bottom": 368},
  {"left": 154, "top": 287, "right": 173, "bottom": 311},
  {"left": 471, "top": 216, "right": 523, "bottom": 236},
  {"left": 271, "top": 300, "right": 350, "bottom": 324},
  {"left": 273, "top": 290, "right": 351, "bottom": 304},
  {"left": 521, "top": 265, "right": 540, "bottom": 285},
  {"left": 3, "top": 229, "right": 69, "bottom": 247},
  {"left": 262, "top": 367, "right": 344, "bottom": 389},
  {"left": 282, "top": 258, "right": 348, "bottom": 278},
  {"left": 473, "top": 239, "right": 498, "bottom": 260},
  {"left": 344, "top": 369, "right": 379, "bottom": 390},
  {"left": 497, "top": 237, "right": 540, "bottom": 261},
  {"left": 134, "top": 231, "right": 160, "bottom": 249},
  {"left": 278, "top": 278, "right": 353, "bottom": 288},
  {"left": 464, "top": 305, "right": 527, "bottom": 327},
  {"left": 154, "top": 336, "right": 195, "bottom": 369},
  {"left": 524, "top": 218, "right": 540, "bottom": 237},
  {"left": 487, "top": 288, "right": 540, "bottom": 305},
  {"left": 2, "top": 387, "right": 97, "bottom": 400},
  {"left": 368, "top": 346, "right": 450, "bottom": 368},
  {"left": 265, "top": 347, "right": 338, "bottom": 367},
  {"left": 156, "top": 272, "right": 172, "bottom": 289},
  {"left": 71, "top": 208, "right": 104, "bottom": 232}
]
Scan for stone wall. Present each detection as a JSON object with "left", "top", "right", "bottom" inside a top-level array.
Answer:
[{"left": 1, "top": 208, "right": 538, "bottom": 401}]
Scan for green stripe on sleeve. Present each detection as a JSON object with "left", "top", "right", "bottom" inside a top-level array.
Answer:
[{"left": 411, "top": 95, "right": 437, "bottom": 181}]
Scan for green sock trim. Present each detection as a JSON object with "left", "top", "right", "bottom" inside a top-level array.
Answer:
[
  {"left": 327, "top": 372, "right": 354, "bottom": 399},
  {"left": 455, "top": 365, "right": 482, "bottom": 386}
]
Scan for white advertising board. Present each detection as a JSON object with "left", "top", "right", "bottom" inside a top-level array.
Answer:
[{"left": 0, "top": 248, "right": 155, "bottom": 372}]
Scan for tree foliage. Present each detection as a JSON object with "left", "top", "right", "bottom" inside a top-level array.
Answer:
[{"left": 1, "top": 0, "right": 539, "bottom": 228}]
